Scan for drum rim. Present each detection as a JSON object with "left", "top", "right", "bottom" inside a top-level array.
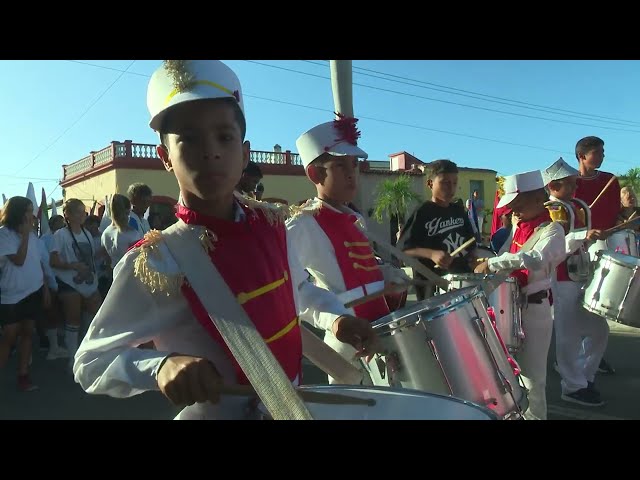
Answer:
[
  {"left": 443, "top": 273, "right": 518, "bottom": 284},
  {"left": 294, "top": 384, "right": 501, "bottom": 419},
  {"left": 581, "top": 300, "right": 620, "bottom": 321},
  {"left": 371, "top": 286, "right": 485, "bottom": 331},
  {"left": 595, "top": 250, "right": 640, "bottom": 267}
]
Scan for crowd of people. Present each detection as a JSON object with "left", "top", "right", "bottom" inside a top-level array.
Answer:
[{"left": 1, "top": 59, "right": 637, "bottom": 421}]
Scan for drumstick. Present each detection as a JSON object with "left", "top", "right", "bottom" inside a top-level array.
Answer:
[
  {"left": 449, "top": 237, "right": 477, "bottom": 258},
  {"left": 603, "top": 216, "right": 637, "bottom": 235},
  {"left": 589, "top": 175, "right": 617, "bottom": 209},
  {"left": 344, "top": 283, "right": 410, "bottom": 309},
  {"left": 300, "top": 325, "right": 364, "bottom": 385},
  {"left": 604, "top": 217, "right": 639, "bottom": 236},
  {"left": 216, "top": 383, "right": 376, "bottom": 406}
]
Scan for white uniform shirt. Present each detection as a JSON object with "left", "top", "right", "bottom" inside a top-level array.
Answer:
[
  {"left": 101, "top": 224, "right": 143, "bottom": 268},
  {"left": 286, "top": 198, "right": 409, "bottom": 331},
  {"left": 50, "top": 227, "right": 98, "bottom": 298},
  {"left": 73, "top": 202, "right": 352, "bottom": 420},
  {"left": 0, "top": 227, "right": 44, "bottom": 304},
  {"left": 488, "top": 220, "right": 566, "bottom": 295}
]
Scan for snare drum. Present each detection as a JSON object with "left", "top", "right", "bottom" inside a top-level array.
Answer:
[
  {"left": 441, "top": 273, "right": 524, "bottom": 353},
  {"left": 583, "top": 251, "right": 640, "bottom": 327},
  {"left": 255, "top": 385, "right": 499, "bottom": 420},
  {"left": 366, "top": 287, "right": 528, "bottom": 420},
  {"left": 588, "top": 230, "right": 639, "bottom": 261}
]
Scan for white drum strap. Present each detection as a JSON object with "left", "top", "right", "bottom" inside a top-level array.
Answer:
[{"left": 162, "top": 220, "right": 313, "bottom": 420}]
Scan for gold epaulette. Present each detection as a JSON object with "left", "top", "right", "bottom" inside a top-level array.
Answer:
[
  {"left": 133, "top": 230, "right": 185, "bottom": 296},
  {"left": 235, "top": 192, "right": 292, "bottom": 225},
  {"left": 289, "top": 198, "right": 322, "bottom": 219}
]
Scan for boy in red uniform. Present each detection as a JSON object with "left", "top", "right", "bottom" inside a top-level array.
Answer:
[
  {"left": 72, "top": 60, "right": 377, "bottom": 419},
  {"left": 287, "top": 117, "right": 409, "bottom": 383}
]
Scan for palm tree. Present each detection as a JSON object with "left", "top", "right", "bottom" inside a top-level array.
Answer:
[
  {"left": 372, "top": 175, "right": 423, "bottom": 238},
  {"left": 618, "top": 167, "right": 640, "bottom": 194}
]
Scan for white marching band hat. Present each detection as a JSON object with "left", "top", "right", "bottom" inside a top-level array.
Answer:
[
  {"left": 497, "top": 169, "right": 546, "bottom": 208},
  {"left": 147, "top": 60, "right": 244, "bottom": 131},
  {"left": 296, "top": 115, "right": 368, "bottom": 170},
  {"left": 541, "top": 157, "right": 580, "bottom": 185}
]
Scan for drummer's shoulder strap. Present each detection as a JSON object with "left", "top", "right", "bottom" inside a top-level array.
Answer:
[
  {"left": 161, "top": 220, "right": 313, "bottom": 420},
  {"left": 519, "top": 221, "right": 552, "bottom": 253}
]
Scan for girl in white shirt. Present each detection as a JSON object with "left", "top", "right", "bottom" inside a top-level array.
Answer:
[
  {"left": 101, "top": 194, "right": 143, "bottom": 268},
  {"left": 49, "top": 199, "right": 102, "bottom": 369},
  {"left": 0, "top": 196, "right": 50, "bottom": 391}
]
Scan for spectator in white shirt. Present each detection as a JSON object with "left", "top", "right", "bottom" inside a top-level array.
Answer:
[
  {"left": 49, "top": 199, "right": 102, "bottom": 371},
  {"left": 0, "top": 196, "right": 51, "bottom": 391},
  {"left": 126, "top": 183, "right": 152, "bottom": 236},
  {"left": 101, "top": 194, "right": 143, "bottom": 268}
]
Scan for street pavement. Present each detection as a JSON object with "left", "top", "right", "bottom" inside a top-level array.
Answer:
[{"left": 1, "top": 313, "right": 638, "bottom": 420}]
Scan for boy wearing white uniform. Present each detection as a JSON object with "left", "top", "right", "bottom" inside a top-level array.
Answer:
[
  {"left": 475, "top": 170, "right": 565, "bottom": 420},
  {"left": 73, "top": 60, "right": 378, "bottom": 420},
  {"left": 541, "top": 158, "right": 608, "bottom": 407},
  {"left": 287, "top": 118, "right": 409, "bottom": 383}
]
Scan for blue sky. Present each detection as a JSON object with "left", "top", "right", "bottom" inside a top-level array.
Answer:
[{"left": 1, "top": 60, "right": 639, "bottom": 202}]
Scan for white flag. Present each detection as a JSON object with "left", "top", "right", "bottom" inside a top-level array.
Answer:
[{"left": 26, "top": 182, "right": 38, "bottom": 210}]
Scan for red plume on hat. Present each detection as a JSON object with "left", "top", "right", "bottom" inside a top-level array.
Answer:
[{"left": 333, "top": 112, "right": 361, "bottom": 146}]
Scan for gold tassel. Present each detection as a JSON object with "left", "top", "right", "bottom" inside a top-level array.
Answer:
[
  {"left": 132, "top": 230, "right": 184, "bottom": 296},
  {"left": 163, "top": 60, "right": 196, "bottom": 93},
  {"left": 234, "top": 192, "right": 291, "bottom": 225},
  {"left": 289, "top": 198, "right": 321, "bottom": 219}
]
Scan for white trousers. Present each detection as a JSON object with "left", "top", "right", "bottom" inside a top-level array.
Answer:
[
  {"left": 323, "top": 330, "right": 371, "bottom": 385},
  {"left": 516, "top": 299, "right": 553, "bottom": 420},
  {"left": 552, "top": 281, "right": 609, "bottom": 394},
  {"left": 477, "top": 215, "right": 485, "bottom": 237}
]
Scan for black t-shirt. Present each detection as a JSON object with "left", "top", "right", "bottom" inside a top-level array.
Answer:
[{"left": 400, "top": 200, "right": 477, "bottom": 276}]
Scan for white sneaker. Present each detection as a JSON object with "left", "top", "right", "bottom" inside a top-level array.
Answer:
[{"left": 46, "top": 347, "right": 70, "bottom": 361}]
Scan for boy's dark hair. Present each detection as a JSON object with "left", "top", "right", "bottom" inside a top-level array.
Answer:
[
  {"left": 0, "top": 196, "right": 32, "bottom": 231},
  {"left": 243, "top": 161, "right": 263, "bottom": 178},
  {"left": 159, "top": 97, "right": 247, "bottom": 146},
  {"left": 575, "top": 136, "right": 604, "bottom": 161},
  {"left": 127, "top": 183, "right": 153, "bottom": 200},
  {"left": 427, "top": 159, "right": 458, "bottom": 180},
  {"left": 48, "top": 214, "right": 64, "bottom": 229}
]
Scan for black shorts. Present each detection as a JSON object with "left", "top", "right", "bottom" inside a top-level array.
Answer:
[
  {"left": 56, "top": 278, "right": 77, "bottom": 294},
  {"left": 0, "top": 287, "right": 44, "bottom": 326}
]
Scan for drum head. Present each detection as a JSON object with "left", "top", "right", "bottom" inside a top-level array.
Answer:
[
  {"left": 372, "top": 286, "right": 484, "bottom": 334},
  {"left": 278, "top": 386, "right": 499, "bottom": 420}
]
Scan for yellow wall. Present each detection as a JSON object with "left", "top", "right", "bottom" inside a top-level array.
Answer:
[
  {"left": 456, "top": 170, "right": 497, "bottom": 215},
  {"left": 261, "top": 175, "right": 317, "bottom": 205},
  {"left": 63, "top": 167, "right": 496, "bottom": 239},
  {"left": 115, "top": 169, "right": 179, "bottom": 199},
  {"left": 63, "top": 170, "right": 117, "bottom": 206}
]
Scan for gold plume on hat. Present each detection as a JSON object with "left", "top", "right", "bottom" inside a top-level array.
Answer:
[{"left": 163, "top": 60, "right": 196, "bottom": 93}]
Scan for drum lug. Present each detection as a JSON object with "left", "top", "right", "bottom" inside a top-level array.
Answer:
[
  {"left": 386, "top": 352, "right": 402, "bottom": 387},
  {"left": 375, "top": 355, "right": 387, "bottom": 380}
]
